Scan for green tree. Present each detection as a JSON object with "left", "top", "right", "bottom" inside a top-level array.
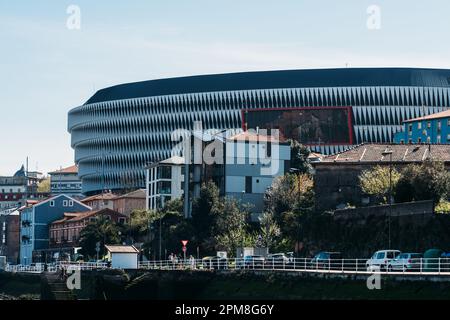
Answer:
[
  {"left": 37, "top": 178, "right": 51, "bottom": 193},
  {"left": 264, "top": 173, "right": 314, "bottom": 247},
  {"left": 79, "top": 218, "right": 124, "bottom": 258},
  {"left": 265, "top": 173, "right": 314, "bottom": 216},
  {"left": 394, "top": 161, "right": 450, "bottom": 203},
  {"left": 359, "top": 165, "right": 401, "bottom": 204},
  {"left": 258, "top": 211, "right": 281, "bottom": 250},
  {"left": 214, "top": 197, "right": 250, "bottom": 256},
  {"left": 191, "top": 181, "right": 221, "bottom": 252},
  {"left": 128, "top": 209, "right": 154, "bottom": 241},
  {"left": 288, "top": 139, "right": 312, "bottom": 174}
]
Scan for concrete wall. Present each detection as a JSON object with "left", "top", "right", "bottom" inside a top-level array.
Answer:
[{"left": 334, "top": 200, "right": 435, "bottom": 220}]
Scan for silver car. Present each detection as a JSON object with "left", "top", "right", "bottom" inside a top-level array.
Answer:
[{"left": 387, "top": 253, "right": 423, "bottom": 272}]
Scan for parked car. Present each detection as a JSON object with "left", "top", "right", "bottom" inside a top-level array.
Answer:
[
  {"left": 387, "top": 253, "right": 423, "bottom": 272},
  {"left": 309, "top": 252, "right": 343, "bottom": 270},
  {"left": 366, "top": 250, "right": 401, "bottom": 271},
  {"left": 423, "top": 249, "right": 444, "bottom": 272},
  {"left": 241, "top": 255, "right": 265, "bottom": 269},
  {"left": 266, "top": 253, "right": 291, "bottom": 268},
  {"left": 202, "top": 256, "right": 228, "bottom": 270}
]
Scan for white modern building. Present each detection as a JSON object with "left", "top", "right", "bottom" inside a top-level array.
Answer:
[{"left": 146, "top": 156, "right": 185, "bottom": 211}]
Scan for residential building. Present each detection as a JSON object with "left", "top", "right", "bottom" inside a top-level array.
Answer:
[
  {"left": 113, "top": 189, "right": 146, "bottom": 216},
  {"left": 394, "top": 109, "right": 450, "bottom": 144},
  {"left": 146, "top": 156, "right": 185, "bottom": 211},
  {"left": 49, "top": 208, "right": 127, "bottom": 251},
  {"left": 81, "top": 193, "right": 116, "bottom": 211},
  {"left": 312, "top": 144, "right": 450, "bottom": 211},
  {"left": 224, "top": 132, "right": 291, "bottom": 216},
  {"left": 146, "top": 131, "right": 291, "bottom": 218},
  {"left": 19, "top": 194, "right": 91, "bottom": 265},
  {"left": 0, "top": 165, "right": 48, "bottom": 210},
  {"left": 48, "top": 165, "right": 83, "bottom": 197},
  {"left": 0, "top": 208, "right": 20, "bottom": 264}
]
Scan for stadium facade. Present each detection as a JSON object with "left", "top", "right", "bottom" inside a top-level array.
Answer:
[{"left": 68, "top": 68, "right": 450, "bottom": 194}]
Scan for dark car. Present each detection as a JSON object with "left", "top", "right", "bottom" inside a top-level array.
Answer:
[
  {"left": 309, "top": 252, "right": 343, "bottom": 270},
  {"left": 241, "top": 255, "right": 265, "bottom": 269}
]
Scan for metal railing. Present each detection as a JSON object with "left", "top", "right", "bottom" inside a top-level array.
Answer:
[
  {"left": 138, "top": 257, "right": 450, "bottom": 275},
  {"left": 5, "top": 258, "right": 450, "bottom": 276},
  {"left": 4, "top": 261, "right": 109, "bottom": 273}
]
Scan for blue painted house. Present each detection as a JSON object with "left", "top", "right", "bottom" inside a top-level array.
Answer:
[
  {"left": 394, "top": 109, "right": 450, "bottom": 144},
  {"left": 20, "top": 194, "right": 91, "bottom": 265}
]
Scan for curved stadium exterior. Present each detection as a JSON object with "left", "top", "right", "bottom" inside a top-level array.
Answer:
[{"left": 68, "top": 68, "right": 450, "bottom": 194}]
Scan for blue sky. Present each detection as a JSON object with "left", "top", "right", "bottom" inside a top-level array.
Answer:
[{"left": 1, "top": 0, "right": 450, "bottom": 175}]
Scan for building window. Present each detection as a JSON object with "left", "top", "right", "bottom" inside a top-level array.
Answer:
[
  {"left": 118, "top": 217, "right": 126, "bottom": 224},
  {"left": 68, "top": 200, "right": 74, "bottom": 207},
  {"left": 50, "top": 200, "right": 55, "bottom": 207},
  {"left": 417, "top": 137, "right": 421, "bottom": 144},
  {"left": 408, "top": 124, "right": 412, "bottom": 135},
  {"left": 427, "top": 136, "right": 431, "bottom": 143},
  {"left": 63, "top": 200, "right": 68, "bottom": 207},
  {"left": 245, "top": 176, "right": 252, "bottom": 194},
  {"left": 438, "top": 121, "right": 442, "bottom": 132},
  {"left": 447, "top": 134, "right": 450, "bottom": 142},
  {"left": 437, "top": 135, "right": 441, "bottom": 143},
  {"left": 427, "top": 122, "right": 431, "bottom": 129},
  {"left": 447, "top": 119, "right": 450, "bottom": 126},
  {"left": 417, "top": 122, "right": 422, "bottom": 130}
]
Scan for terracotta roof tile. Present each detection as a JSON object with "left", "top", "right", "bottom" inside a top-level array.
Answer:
[
  {"left": 49, "top": 165, "right": 78, "bottom": 175},
  {"left": 320, "top": 144, "right": 450, "bottom": 163}
]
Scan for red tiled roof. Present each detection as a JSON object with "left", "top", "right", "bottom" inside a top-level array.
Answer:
[
  {"left": 228, "top": 131, "right": 287, "bottom": 143},
  {"left": 81, "top": 193, "right": 117, "bottom": 203},
  {"left": 404, "top": 109, "right": 450, "bottom": 123},
  {"left": 51, "top": 208, "right": 126, "bottom": 225},
  {"left": 114, "top": 189, "right": 146, "bottom": 199},
  {"left": 318, "top": 144, "right": 450, "bottom": 164},
  {"left": 49, "top": 165, "right": 78, "bottom": 175}
]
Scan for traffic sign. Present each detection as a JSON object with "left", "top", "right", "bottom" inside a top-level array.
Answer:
[{"left": 181, "top": 240, "right": 188, "bottom": 246}]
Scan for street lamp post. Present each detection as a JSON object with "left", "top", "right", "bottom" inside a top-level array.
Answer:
[
  {"left": 382, "top": 148, "right": 393, "bottom": 250},
  {"left": 159, "top": 196, "right": 163, "bottom": 261}
]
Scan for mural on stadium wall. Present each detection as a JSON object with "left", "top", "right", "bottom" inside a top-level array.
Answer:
[{"left": 242, "top": 107, "right": 354, "bottom": 145}]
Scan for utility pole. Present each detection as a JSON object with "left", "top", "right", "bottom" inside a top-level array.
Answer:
[
  {"left": 159, "top": 196, "right": 163, "bottom": 261},
  {"left": 382, "top": 148, "right": 393, "bottom": 250}
]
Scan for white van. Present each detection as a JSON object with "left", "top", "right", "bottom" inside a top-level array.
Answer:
[{"left": 366, "top": 250, "right": 401, "bottom": 271}]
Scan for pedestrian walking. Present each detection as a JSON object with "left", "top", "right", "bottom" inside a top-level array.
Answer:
[{"left": 189, "top": 255, "right": 196, "bottom": 269}]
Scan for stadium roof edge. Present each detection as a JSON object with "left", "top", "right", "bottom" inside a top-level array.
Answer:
[{"left": 84, "top": 67, "right": 450, "bottom": 105}]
